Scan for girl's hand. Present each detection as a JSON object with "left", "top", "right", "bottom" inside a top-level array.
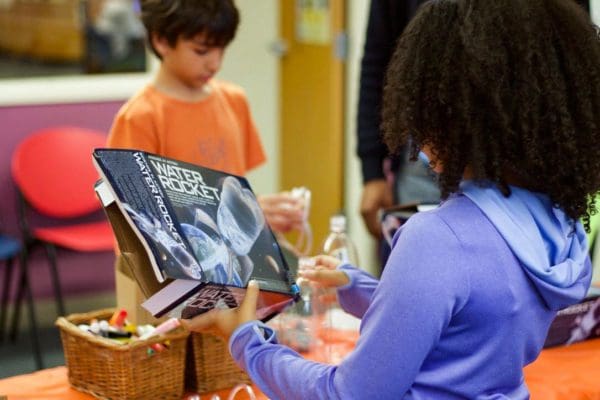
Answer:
[
  {"left": 180, "top": 280, "right": 260, "bottom": 341},
  {"left": 298, "top": 255, "right": 350, "bottom": 288}
]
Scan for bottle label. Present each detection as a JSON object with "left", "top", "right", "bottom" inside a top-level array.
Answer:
[{"left": 331, "top": 247, "right": 351, "bottom": 263}]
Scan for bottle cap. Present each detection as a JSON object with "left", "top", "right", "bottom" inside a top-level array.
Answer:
[{"left": 330, "top": 215, "right": 346, "bottom": 232}]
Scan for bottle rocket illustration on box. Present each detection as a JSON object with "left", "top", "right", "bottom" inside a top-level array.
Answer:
[{"left": 93, "top": 149, "right": 298, "bottom": 321}]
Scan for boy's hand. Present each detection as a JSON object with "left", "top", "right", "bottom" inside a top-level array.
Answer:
[
  {"left": 258, "top": 192, "right": 305, "bottom": 233},
  {"left": 180, "top": 280, "right": 260, "bottom": 341},
  {"left": 298, "top": 255, "right": 350, "bottom": 288}
]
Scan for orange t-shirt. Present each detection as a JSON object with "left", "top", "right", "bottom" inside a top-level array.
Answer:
[{"left": 107, "top": 79, "right": 266, "bottom": 176}]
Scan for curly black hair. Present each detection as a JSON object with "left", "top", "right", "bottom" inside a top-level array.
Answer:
[
  {"left": 382, "top": 0, "right": 600, "bottom": 228},
  {"left": 140, "top": 0, "right": 239, "bottom": 59}
]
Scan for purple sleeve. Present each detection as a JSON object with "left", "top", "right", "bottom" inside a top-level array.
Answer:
[
  {"left": 229, "top": 212, "right": 470, "bottom": 399},
  {"left": 336, "top": 264, "right": 379, "bottom": 318},
  {"left": 230, "top": 322, "right": 348, "bottom": 400}
]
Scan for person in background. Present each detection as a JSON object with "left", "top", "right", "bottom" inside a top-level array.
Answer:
[
  {"left": 357, "top": 0, "right": 590, "bottom": 241},
  {"left": 182, "top": 0, "right": 600, "bottom": 398},
  {"left": 107, "top": 0, "right": 304, "bottom": 233},
  {"left": 357, "top": 0, "right": 439, "bottom": 241}
]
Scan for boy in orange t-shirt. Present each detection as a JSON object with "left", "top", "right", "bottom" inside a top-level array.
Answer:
[
  {"left": 107, "top": 0, "right": 305, "bottom": 323},
  {"left": 107, "top": 0, "right": 303, "bottom": 232}
]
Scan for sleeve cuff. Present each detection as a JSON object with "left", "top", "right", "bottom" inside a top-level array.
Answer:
[
  {"left": 337, "top": 263, "right": 357, "bottom": 293},
  {"left": 229, "top": 321, "right": 277, "bottom": 357},
  {"left": 360, "top": 157, "right": 386, "bottom": 183}
]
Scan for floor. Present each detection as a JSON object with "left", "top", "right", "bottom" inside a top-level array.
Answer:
[{"left": 0, "top": 291, "right": 115, "bottom": 379}]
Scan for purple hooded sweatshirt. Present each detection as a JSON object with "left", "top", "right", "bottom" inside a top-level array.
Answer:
[{"left": 229, "top": 185, "right": 591, "bottom": 399}]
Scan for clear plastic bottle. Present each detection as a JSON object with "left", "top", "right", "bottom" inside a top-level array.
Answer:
[
  {"left": 322, "top": 214, "right": 359, "bottom": 265},
  {"left": 319, "top": 214, "right": 359, "bottom": 363},
  {"left": 270, "top": 257, "right": 321, "bottom": 353}
]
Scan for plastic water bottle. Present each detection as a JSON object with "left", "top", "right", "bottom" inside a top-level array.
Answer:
[
  {"left": 319, "top": 214, "right": 359, "bottom": 363},
  {"left": 271, "top": 257, "right": 321, "bottom": 353},
  {"left": 322, "top": 214, "right": 358, "bottom": 265}
]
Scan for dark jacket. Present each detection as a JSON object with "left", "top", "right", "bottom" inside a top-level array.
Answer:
[{"left": 356, "top": 0, "right": 429, "bottom": 183}]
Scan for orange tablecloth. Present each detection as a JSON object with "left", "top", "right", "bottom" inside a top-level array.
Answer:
[
  {"left": 2, "top": 338, "right": 600, "bottom": 400},
  {"left": 524, "top": 338, "right": 600, "bottom": 400},
  {"left": 0, "top": 367, "right": 266, "bottom": 400}
]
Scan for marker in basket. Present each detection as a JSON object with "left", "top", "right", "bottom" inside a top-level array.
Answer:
[
  {"left": 149, "top": 342, "right": 166, "bottom": 352},
  {"left": 138, "top": 317, "right": 181, "bottom": 341},
  {"left": 108, "top": 309, "right": 128, "bottom": 328}
]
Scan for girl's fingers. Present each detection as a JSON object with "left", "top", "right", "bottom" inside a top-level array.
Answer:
[
  {"left": 181, "top": 309, "right": 218, "bottom": 332},
  {"left": 239, "top": 280, "right": 259, "bottom": 322},
  {"left": 313, "top": 254, "right": 342, "bottom": 269},
  {"left": 298, "top": 269, "right": 349, "bottom": 287}
]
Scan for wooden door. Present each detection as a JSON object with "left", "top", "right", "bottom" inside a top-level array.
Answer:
[{"left": 279, "top": 0, "right": 346, "bottom": 250}]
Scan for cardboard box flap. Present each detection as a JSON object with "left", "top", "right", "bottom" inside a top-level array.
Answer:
[{"left": 104, "top": 202, "right": 168, "bottom": 297}]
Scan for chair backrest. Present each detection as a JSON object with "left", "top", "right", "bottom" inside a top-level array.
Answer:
[{"left": 11, "top": 127, "right": 106, "bottom": 218}]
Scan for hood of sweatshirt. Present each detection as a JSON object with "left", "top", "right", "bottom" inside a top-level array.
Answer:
[{"left": 460, "top": 181, "right": 591, "bottom": 310}]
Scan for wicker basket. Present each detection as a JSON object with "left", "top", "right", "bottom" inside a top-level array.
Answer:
[
  {"left": 185, "top": 332, "right": 251, "bottom": 393},
  {"left": 56, "top": 308, "right": 189, "bottom": 400}
]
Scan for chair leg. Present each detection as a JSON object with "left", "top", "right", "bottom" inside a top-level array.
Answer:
[
  {"left": 45, "top": 243, "right": 65, "bottom": 317},
  {"left": 9, "top": 244, "right": 30, "bottom": 342},
  {"left": 0, "top": 257, "right": 14, "bottom": 343},
  {"left": 10, "top": 251, "right": 43, "bottom": 369},
  {"left": 9, "top": 254, "right": 25, "bottom": 342},
  {"left": 24, "top": 281, "right": 44, "bottom": 369}
]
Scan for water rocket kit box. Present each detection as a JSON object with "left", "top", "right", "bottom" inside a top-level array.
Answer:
[{"left": 93, "top": 148, "right": 298, "bottom": 321}]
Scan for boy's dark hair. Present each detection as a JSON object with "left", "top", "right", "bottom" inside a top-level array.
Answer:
[
  {"left": 383, "top": 0, "right": 600, "bottom": 227},
  {"left": 141, "top": 0, "right": 239, "bottom": 59}
]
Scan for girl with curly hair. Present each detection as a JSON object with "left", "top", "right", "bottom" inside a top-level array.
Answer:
[{"left": 184, "top": 0, "right": 600, "bottom": 398}]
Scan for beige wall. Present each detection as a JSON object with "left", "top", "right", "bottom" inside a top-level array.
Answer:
[
  {"left": 592, "top": 0, "right": 600, "bottom": 25},
  {"left": 345, "top": 0, "right": 378, "bottom": 274},
  {"left": 219, "top": 0, "right": 280, "bottom": 197}
]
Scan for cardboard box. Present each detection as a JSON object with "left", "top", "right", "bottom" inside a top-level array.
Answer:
[
  {"left": 115, "top": 257, "right": 163, "bottom": 326},
  {"left": 544, "top": 295, "right": 600, "bottom": 348},
  {"left": 95, "top": 149, "right": 298, "bottom": 322}
]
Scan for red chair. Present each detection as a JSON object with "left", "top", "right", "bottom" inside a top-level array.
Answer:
[{"left": 9, "top": 127, "right": 115, "bottom": 349}]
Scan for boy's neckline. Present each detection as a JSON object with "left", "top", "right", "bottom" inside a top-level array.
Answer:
[{"left": 148, "top": 80, "right": 215, "bottom": 104}]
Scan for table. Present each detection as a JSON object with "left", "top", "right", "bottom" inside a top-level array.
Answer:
[
  {"left": 0, "top": 367, "right": 266, "bottom": 400},
  {"left": 524, "top": 338, "right": 600, "bottom": 400},
  {"left": 1, "top": 338, "right": 600, "bottom": 400}
]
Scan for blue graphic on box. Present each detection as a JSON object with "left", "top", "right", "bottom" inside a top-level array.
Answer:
[{"left": 122, "top": 175, "right": 265, "bottom": 286}]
